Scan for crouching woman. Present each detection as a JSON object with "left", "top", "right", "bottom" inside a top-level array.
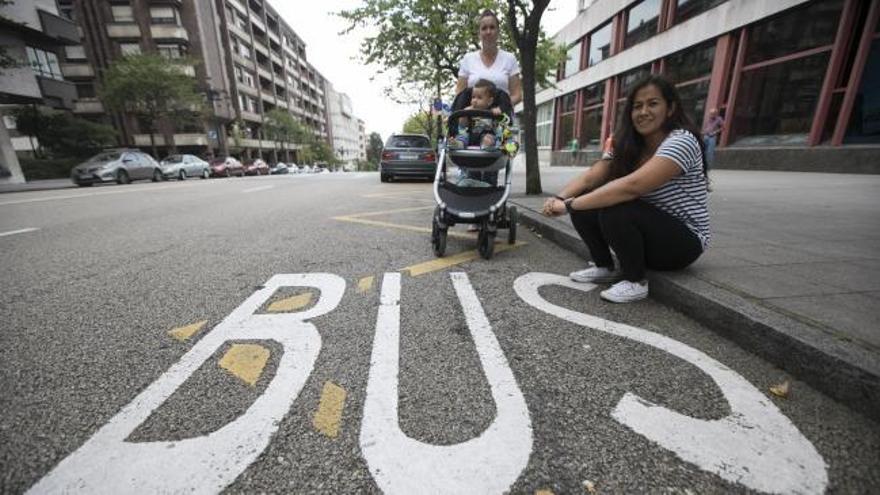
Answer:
[{"left": 543, "top": 75, "right": 710, "bottom": 303}]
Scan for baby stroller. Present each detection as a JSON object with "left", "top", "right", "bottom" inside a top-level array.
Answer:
[{"left": 430, "top": 88, "right": 517, "bottom": 260}]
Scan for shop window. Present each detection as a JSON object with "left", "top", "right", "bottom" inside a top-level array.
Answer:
[
  {"left": 674, "top": 0, "right": 728, "bottom": 25},
  {"left": 624, "top": 0, "right": 661, "bottom": 49},
  {"left": 558, "top": 93, "right": 577, "bottom": 149},
  {"left": 663, "top": 40, "right": 714, "bottom": 84},
  {"left": 563, "top": 41, "right": 583, "bottom": 78},
  {"left": 745, "top": 0, "right": 843, "bottom": 65},
  {"left": 731, "top": 52, "right": 830, "bottom": 145},
  {"left": 536, "top": 102, "right": 554, "bottom": 147},
  {"left": 844, "top": 38, "right": 880, "bottom": 144},
  {"left": 580, "top": 82, "right": 605, "bottom": 148},
  {"left": 26, "top": 47, "right": 63, "bottom": 80},
  {"left": 587, "top": 22, "right": 612, "bottom": 67},
  {"left": 111, "top": 4, "right": 134, "bottom": 23}
]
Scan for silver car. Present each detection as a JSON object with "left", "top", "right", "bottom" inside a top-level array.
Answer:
[
  {"left": 160, "top": 154, "right": 211, "bottom": 180},
  {"left": 71, "top": 149, "right": 162, "bottom": 186}
]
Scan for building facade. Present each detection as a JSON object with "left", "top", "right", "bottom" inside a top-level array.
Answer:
[
  {"left": 537, "top": 0, "right": 879, "bottom": 166},
  {"left": 0, "top": 0, "right": 79, "bottom": 183},
  {"left": 47, "top": 0, "right": 337, "bottom": 162},
  {"left": 327, "top": 84, "right": 361, "bottom": 170}
]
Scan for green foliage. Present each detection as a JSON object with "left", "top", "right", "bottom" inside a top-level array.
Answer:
[
  {"left": 366, "top": 132, "right": 383, "bottom": 165},
  {"left": 12, "top": 106, "right": 116, "bottom": 159},
  {"left": 403, "top": 111, "right": 432, "bottom": 136},
  {"left": 309, "top": 140, "right": 340, "bottom": 166},
  {"left": 18, "top": 156, "right": 80, "bottom": 180}
]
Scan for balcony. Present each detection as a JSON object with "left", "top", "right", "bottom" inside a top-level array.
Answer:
[
  {"left": 256, "top": 65, "right": 272, "bottom": 82},
  {"left": 229, "top": 23, "right": 249, "bottom": 42},
  {"left": 133, "top": 134, "right": 209, "bottom": 147},
  {"left": 74, "top": 99, "right": 104, "bottom": 113},
  {"left": 37, "top": 76, "right": 77, "bottom": 109},
  {"left": 61, "top": 63, "right": 94, "bottom": 78},
  {"left": 267, "top": 30, "right": 280, "bottom": 45},
  {"left": 240, "top": 111, "right": 261, "bottom": 123},
  {"left": 38, "top": 9, "right": 80, "bottom": 44},
  {"left": 250, "top": 14, "right": 266, "bottom": 33},
  {"left": 236, "top": 81, "right": 259, "bottom": 97},
  {"left": 150, "top": 25, "right": 189, "bottom": 42},
  {"left": 253, "top": 40, "right": 269, "bottom": 57},
  {"left": 107, "top": 23, "right": 142, "bottom": 38}
]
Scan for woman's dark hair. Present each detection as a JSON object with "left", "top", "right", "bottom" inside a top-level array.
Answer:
[
  {"left": 610, "top": 75, "right": 707, "bottom": 179},
  {"left": 477, "top": 9, "right": 499, "bottom": 27}
]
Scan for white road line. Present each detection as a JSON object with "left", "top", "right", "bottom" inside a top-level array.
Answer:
[
  {"left": 242, "top": 185, "right": 274, "bottom": 193},
  {"left": 0, "top": 227, "right": 39, "bottom": 237},
  {"left": 0, "top": 183, "right": 203, "bottom": 206}
]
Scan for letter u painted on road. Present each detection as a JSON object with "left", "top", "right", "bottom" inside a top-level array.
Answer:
[
  {"left": 27, "top": 274, "right": 346, "bottom": 495},
  {"left": 359, "top": 272, "right": 533, "bottom": 494},
  {"left": 513, "top": 272, "right": 828, "bottom": 495}
]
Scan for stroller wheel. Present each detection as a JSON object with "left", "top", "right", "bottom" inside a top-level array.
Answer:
[
  {"left": 478, "top": 227, "right": 495, "bottom": 260},
  {"left": 432, "top": 214, "right": 447, "bottom": 257},
  {"left": 507, "top": 206, "right": 518, "bottom": 244}
]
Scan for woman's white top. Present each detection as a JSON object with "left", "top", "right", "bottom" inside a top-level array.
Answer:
[{"left": 458, "top": 49, "right": 520, "bottom": 93}]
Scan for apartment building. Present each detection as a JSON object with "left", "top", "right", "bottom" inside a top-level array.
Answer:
[
  {"left": 357, "top": 118, "right": 367, "bottom": 163},
  {"left": 54, "top": 0, "right": 334, "bottom": 162},
  {"left": 0, "top": 0, "right": 79, "bottom": 183},
  {"left": 536, "top": 0, "right": 879, "bottom": 168},
  {"left": 327, "top": 84, "right": 361, "bottom": 169}
]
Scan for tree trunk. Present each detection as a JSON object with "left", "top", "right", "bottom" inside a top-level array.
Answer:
[
  {"left": 149, "top": 131, "right": 158, "bottom": 159},
  {"left": 521, "top": 40, "right": 542, "bottom": 195}
]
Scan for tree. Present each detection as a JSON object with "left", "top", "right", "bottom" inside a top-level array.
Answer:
[
  {"left": 100, "top": 54, "right": 203, "bottom": 158},
  {"left": 403, "top": 111, "right": 433, "bottom": 137},
  {"left": 504, "top": 0, "right": 552, "bottom": 194},
  {"left": 264, "top": 108, "right": 298, "bottom": 160},
  {"left": 12, "top": 106, "right": 116, "bottom": 158},
  {"left": 366, "top": 132, "right": 384, "bottom": 167},
  {"left": 0, "top": 0, "right": 20, "bottom": 74}
]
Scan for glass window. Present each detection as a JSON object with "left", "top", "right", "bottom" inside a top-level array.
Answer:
[
  {"left": 583, "top": 81, "right": 605, "bottom": 107},
  {"left": 387, "top": 136, "right": 430, "bottom": 148},
  {"left": 588, "top": 22, "right": 612, "bottom": 67},
  {"left": 625, "top": 0, "right": 661, "bottom": 49},
  {"left": 157, "top": 44, "right": 184, "bottom": 59},
  {"left": 119, "top": 43, "right": 141, "bottom": 56},
  {"left": 844, "top": 38, "right": 880, "bottom": 144},
  {"left": 558, "top": 93, "right": 578, "bottom": 149},
  {"left": 26, "top": 47, "right": 63, "bottom": 80},
  {"left": 579, "top": 106, "right": 604, "bottom": 148},
  {"left": 619, "top": 64, "right": 652, "bottom": 97},
  {"left": 664, "top": 40, "right": 715, "bottom": 83},
  {"left": 731, "top": 52, "right": 830, "bottom": 145},
  {"left": 674, "top": 0, "right": 728, "bottom": 24},
  {"left": 564, "top": 41, "right": 582, "bottom": 78},
  {"left": 745, "top": 0, "right": 843, "bottom": 65},
  {"left": 150, "top": 7, "right": 178, "bottom": 25},
  {"left": 111, "top": 5, "right": 134, "bottom": 22},
  {"left": 75, "top": 82, "right": 96, "bottom": 99},
  {"left": 536, "top": 101, "right": 554, "bottom": 147},
  {"left": 676, "top": 79, "right": 710, "bottom": 127}
]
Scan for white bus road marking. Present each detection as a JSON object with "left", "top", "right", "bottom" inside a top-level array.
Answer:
[
  {"left": 0, "top": 227, "right": 39, "bottom": 237},
  {"left": 242, "top": 185, "right": 274, "bottom": 193},
  {"left": 28, "top": 274, "right": 345, "bottom": 494},
  {"left": 513, "top": 272, "right": 828, "bottom": 495},
  {"left": 360, "top": 272, "right": 532, "bottom": 494}
]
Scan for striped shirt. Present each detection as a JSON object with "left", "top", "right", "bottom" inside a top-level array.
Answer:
[{"left": 642, "top": 129, "right": 711, "bottom": 248}]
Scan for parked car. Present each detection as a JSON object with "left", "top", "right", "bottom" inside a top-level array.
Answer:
[
  {"left": 209, "top": 156, "right": 244, "bottom": 177},
  {"left": 287, "top": 163, "right": 300, "bottom": 174},
  {"left": 71, "top": 149, "right": 163, "bottom": 186},
  {"left": 244, "top": 158, "right": 270, "bottom": 175},
  {"left": 160, "top": 154, "right": 210, "bottom": 180},
  {"left": 301, "top": 165, "right": 312, "bottom": 174},
  {"left": 379, "top": 133, "right": 436, "bottom": 182},
  {"left": 269, "top": 162, "right": 289, "bottom": 175}
]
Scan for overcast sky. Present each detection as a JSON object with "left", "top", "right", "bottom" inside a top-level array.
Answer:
[{"left": 274, "top": 1, "right": 577, "bottom": 142}]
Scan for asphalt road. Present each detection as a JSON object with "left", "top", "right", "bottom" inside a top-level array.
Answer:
[{"left": 1, "top": 172, "right": 877, "bottom": 494}]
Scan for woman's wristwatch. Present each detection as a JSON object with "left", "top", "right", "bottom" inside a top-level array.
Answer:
[{"left": 563, "top": 197, "right": 575, "bottom": 214}]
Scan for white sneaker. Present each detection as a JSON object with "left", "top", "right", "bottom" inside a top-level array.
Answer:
[
  {"left": 600, "top": 280, "right": 649, "bottom": 303},
  {"left": 569, "top": 263, "right": 621, "bottom": 283}
]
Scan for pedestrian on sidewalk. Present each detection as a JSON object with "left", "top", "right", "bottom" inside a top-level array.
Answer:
[
  {"left": 702, "top": 107, "right": 724, "bottom": 170},
  {"left": 541, "top": 75, "right": 710, "bottom": 303}
]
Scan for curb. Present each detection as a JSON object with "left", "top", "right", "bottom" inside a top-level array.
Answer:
[{"left": 513, "top": 203, "right": 880, "bottom": 423}]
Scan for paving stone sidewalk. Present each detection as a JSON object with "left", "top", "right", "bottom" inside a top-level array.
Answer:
[{"left": 508, "top": 169, "right": 880, "bottom": 421}]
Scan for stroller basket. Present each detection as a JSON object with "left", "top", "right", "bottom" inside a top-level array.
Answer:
[{"left": 447, "top": 149, "right": 506, "bottom": 171}]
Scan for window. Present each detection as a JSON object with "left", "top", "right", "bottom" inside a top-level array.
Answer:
[
  {"left": 157, "top": 44, "right": 185, "bottom": 59},
  {"left": 579, "top": 81, "right": 605, "bottom": 148},
  {"left": 563, "top": 41, "right": 582, "bottom": 78},
  {"left": 844, "top": 36, "right": 880, "bottom": 143},
  {"left": 119, "top": 43, "right": 141, "bottom": 56},
  {"left": 26, "top": 47, "right": 63, "bottom": 80},
  {"left": 150, "top": 7, "right": 179, "bottom": 25},
  {"left": 674, "top": 0, "right": 728, "bottom": 24},
  {"left": 664, "top": 40, "right": 714, "bottom": 84},
  {"left": 65, "top": 45, "right": 87, "bottom": 61},
  {"left": 557, "top": 92, "right": 577, "bottom": 149},
  {"left": 745, "top": 0, "right": 843, "bottom": 65},
  {"left": 75, "top": 82, "right": 96, "bottom": 98},
  {"left": 111, "top": 4, "right": 134, "bottom": 22},
  {"left": 624, "top": 0, "right": 661, "bottom": 49},
  {"left": 615, "top": 63, "right": 653, "bottom": 128},
  {"left": 535, "top": 102, "right": 553, "bottom": 147},
  {"left": 587, "top": 22, "right": 612, "bottom": 67}
]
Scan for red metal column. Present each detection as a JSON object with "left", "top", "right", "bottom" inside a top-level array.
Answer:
[
  {"left": 808, "top": 0, "right": 858, "bottom": 145},
  {"left": 720, "top": 28, "right": 748, "bottom": 147},
  {"left": 703, "top": 34, "right": 734, "bottom": 128},
  {"left": 832, "top": 0, "right": 880, "bottom": 145},
  {"left": 553, "top": 96, "right": 562, "bottom": 150}
]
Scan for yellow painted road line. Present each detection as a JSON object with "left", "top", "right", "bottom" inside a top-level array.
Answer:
[
  {"left": 334, "top": 205, "right": 434, "bottom": 219},
  {"left": 535, "top": 490, "right": 555, "bottom": 495},
  {"left": 313, "top": 381, "right": 347, "bottom": 438},
  {"left": 357, "top": 276, "right": 374, "bottom": 293},
  {"left": 267, "top": 293, "right": 313, "bottom": 312},
  {"left": 402, "top": 241, "right": 526, "bottom": 277},
  {"left": 168, "top": 320, "right": 208, "bottom": 341},
  {"left": 218, "top": 343, "right": 270, "bottom": 386}
]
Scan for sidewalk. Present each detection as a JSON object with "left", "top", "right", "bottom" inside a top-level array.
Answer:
[
  {"left": 508, "top": 169, "right": 880, "bottom": 421},
  {"left": 0, "top": 178, "right": 76, "bottom": 193}
]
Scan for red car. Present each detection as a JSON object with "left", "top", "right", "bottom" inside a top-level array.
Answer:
[
  {"left": 244, "top": 158, "right": 270, "bottom": 175},
  {"left": 209, "top": 156, "right": 244, "bottom": 177}
]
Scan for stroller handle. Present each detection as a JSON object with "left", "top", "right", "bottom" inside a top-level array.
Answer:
[{"left": 448, "top": 109, "right": 504, "bottom": 122}]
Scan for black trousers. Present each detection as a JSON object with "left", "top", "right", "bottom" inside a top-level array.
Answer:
[{"left": 569, "top": 200, "right": 703, "bottom": 282}]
